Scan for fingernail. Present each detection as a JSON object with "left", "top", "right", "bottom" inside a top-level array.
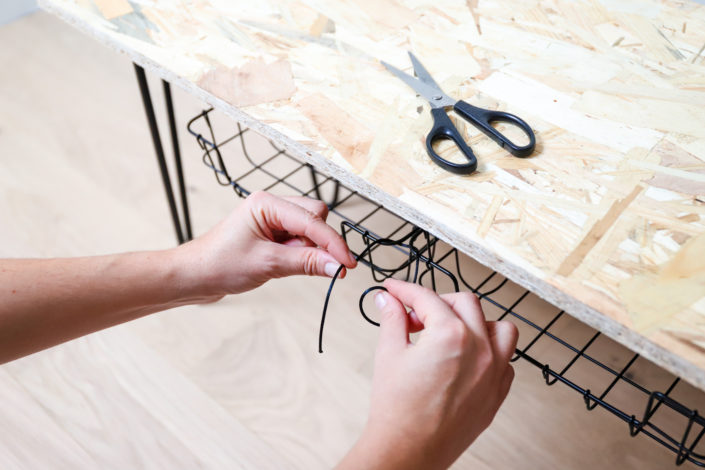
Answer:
[
  {"left": 348, "top": 250, "right": 357, "bottom": 266},
  {"left": 375, "top": 292, "right": 387, "bottom": 309},
  {"left": 324, "top": 262, "right": 339, "bottom": 277}
]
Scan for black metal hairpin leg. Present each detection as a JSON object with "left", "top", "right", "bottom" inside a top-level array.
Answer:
[
  {"left": 163, "top": 80, "right": 192, "bottom": 241},
  {"left": 133, "top": 63, "right": 193, "bottom": 244}
]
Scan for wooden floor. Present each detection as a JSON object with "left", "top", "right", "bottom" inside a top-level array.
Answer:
[{"left": 0, "top": 11, "right": 699, "bottom": 469}]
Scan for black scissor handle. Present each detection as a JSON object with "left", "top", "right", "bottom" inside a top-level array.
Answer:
[
  {"left": 425, "top": 107, "right": 478, "bottom": 175},
  {"left": 454, "top": 100, "right": 535, "bottom": 158}
]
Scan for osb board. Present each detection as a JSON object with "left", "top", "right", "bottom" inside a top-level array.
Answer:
[{"left": 40, "top": 0, "right": 705, "bottom": 389}]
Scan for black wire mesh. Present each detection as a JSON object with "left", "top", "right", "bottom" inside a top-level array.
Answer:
[{"left": 187, "top": 108, "right": 705, "bottom": 467}]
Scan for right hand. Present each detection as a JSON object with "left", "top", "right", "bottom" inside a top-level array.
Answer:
[{"left": 338, "top": 279, "right": 518, "bottom": 470}]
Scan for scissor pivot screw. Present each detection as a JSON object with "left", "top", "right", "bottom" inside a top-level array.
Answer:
[{"left": 433, "top": 95, "right": 442, "bottom": 100}]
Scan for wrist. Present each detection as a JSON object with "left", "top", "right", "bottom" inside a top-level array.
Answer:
[{"left": 165, "top": 242, "right": 228, "bottom": 302}]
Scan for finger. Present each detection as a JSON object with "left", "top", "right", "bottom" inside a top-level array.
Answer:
[
  {"left": 281, "top": 196, "right": 329, "bottom": 221},
  {"left": 440, "top": 292, "right": 488, "bottom": 338},
  {"left": 280, "top": 235, "right": 317, "bottom": 247},
  {"left": 486, "top": 321, "right": 519, "bottom": 364},
  {"left": 408, "top": 309, "right": 424, "bottom": 333},
  {"left": 382, "top": 279, "right": 458, "bottom": 329},
  {"left": 249, "top": 192, "right": 356, "bottom": 268},
  {"left": 497, "top": 365, "right": 515, "bottom": 405},
  {"left": 374, "top": 290, "right": 410, "bottom": 354},
  {"left": 271, "top": 245, "right": 347, "bottom": 279}
]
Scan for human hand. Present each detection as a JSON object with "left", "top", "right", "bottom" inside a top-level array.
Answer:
[
  {"left": 175, "top": 191, "right": 356, "bottom": 300},
  {"left": 338, "top": 279, "right": 518, "bottom": 470}
]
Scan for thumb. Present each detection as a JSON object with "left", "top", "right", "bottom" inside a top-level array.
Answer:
[
  {"left": 375, "top": 290, "right": 410, "bottom": 354},
  {"left": 270, "top": 245, "right": 347, "bottom": 279}
]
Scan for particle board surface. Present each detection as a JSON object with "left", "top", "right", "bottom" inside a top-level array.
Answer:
[{"left": 39, "top": 0, "right": 705, "bottom": 389}]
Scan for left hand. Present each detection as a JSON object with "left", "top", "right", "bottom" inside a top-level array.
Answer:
[{"left": 174, "top": 191, "right": 357, "bottom": 300}]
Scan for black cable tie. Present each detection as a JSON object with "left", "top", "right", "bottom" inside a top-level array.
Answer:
[
  {"left": 628, "top": 415, "right": 640, "bottom": 437},
  {"left": 541, "top": 364, "right": 551, "bottom": 385},
  {"left": 583, "top": 389, "right": 594, "bottom": 410}
]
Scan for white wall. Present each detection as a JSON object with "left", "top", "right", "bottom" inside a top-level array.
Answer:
[{"left": 0, "top": 0, "right": 37, "bottom": 26}]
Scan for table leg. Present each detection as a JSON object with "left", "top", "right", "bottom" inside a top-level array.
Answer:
[
  {"left": 133, "top": 63, "right": 192, "bottom": 244},
  {"left": 162, "top": 80, "right": 192, "bottom": 241}
]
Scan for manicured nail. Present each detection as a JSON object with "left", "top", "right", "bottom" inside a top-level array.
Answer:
[
  {"left": 324, "top": 262, "right": 339, "bottom": 277},
  {"left": 375, "top": 292, "right": 387, "bottom": 309}
]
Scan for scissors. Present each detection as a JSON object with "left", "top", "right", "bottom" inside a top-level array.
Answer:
[{"left": 381, "top": 52, "right": 536, "bottom": 174}]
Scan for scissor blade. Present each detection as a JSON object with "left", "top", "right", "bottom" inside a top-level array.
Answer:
[
  {"left": 381, "top": 60, "right": 455, "bottom": 108},
  {"left": 408, "top": 52, "right": 444, "bottom": 91}
]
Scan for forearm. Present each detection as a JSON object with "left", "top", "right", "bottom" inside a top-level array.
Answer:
[
  {"left": 0, "top": 249, "right": 203, "bottom": 364},
  {"left": 0, "top": 193, "right": 356, "bottom": 365}
]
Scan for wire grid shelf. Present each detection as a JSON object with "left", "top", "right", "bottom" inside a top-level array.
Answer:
[{"left": 187, "top": 108, "right": 705, "bottom": 467}]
